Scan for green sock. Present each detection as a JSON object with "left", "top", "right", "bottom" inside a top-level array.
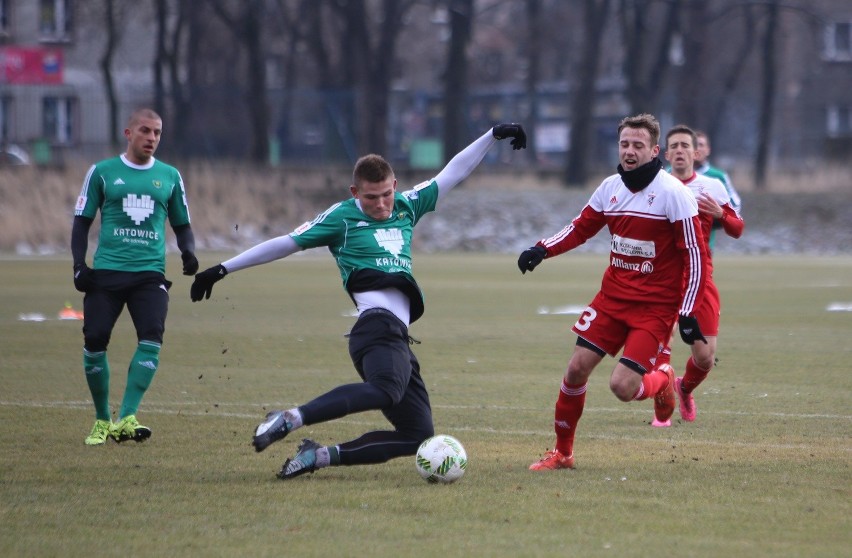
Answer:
[
  {"left": 83, "top": 349, "right": 111, "bottom": 421},
  {"left": 328, "top": 445, "right": 341, "bottom": 466},
  {"left": 119, "top": 341, "right": 160, "bottom": 419}
]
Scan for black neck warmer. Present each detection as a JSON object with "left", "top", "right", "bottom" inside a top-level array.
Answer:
[{"left": 617, "top": 157, "right": 663, "bottom": 193}]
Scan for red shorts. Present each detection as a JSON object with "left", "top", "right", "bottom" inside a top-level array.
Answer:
[
  {"left": 572, "top": 292, "right": 676, "bottom": 372},
  {"left": 694, "top": 280, "right": 721, "bottom": 336}
]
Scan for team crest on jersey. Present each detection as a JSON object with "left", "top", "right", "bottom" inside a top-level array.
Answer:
[
  {"left": 374, "top": 228, "right": 404, "bottom": 257},
  {"left": 152, "top": 180, "right": 162, "bottom": 189},
  {"left": 646, "top": 192, "right": 657, "bottom": 206},
  {"left": 123, "top": 193, "right": 155, "bottom": 225}
]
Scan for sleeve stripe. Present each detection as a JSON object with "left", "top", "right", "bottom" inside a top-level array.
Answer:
[{"left": 680, "top": 217, "right": 702, "bottom": 315}]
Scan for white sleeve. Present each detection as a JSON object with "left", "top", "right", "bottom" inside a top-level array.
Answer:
[
  {"left": 222, "top": 235, "right": 302, "bottom": 273},
  {"left": 433, "top": 128, "right": 497, "bottom": 201}
]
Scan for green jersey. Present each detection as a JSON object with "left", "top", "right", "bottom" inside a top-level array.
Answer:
[
  {"left": 74, "top": 154, "right": 191, "bottom": 274},
  {"left": 290, "top": 180, "right": 439, "bottom": 320}
]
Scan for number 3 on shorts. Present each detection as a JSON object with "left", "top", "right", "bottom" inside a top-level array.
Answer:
[{"left": 574, "top": 306, "right": 597, "bottom": 331}]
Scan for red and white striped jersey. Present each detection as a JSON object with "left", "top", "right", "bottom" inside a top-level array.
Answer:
[
  {"left": 539, "top": 169, "right": 708, "bottom": 316},
  {"left": 681, "top": 172, "right": 744, "bottom": 252}
]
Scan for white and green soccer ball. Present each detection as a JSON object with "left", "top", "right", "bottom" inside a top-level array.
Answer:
[{"left": 415, "top": 434, "right": 467, "bottom": 484}]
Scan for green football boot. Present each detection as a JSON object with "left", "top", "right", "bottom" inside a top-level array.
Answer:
[
  {"left": 85, "top": 419, "right": 113, "bottom": 446},
  {"left": 111, "top": 414, "right": 152, "bottom": 443}
]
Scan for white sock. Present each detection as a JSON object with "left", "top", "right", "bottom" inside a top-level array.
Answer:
[
  {"left": 314, "top": 446, "right": 330, "bottom": 468},
  {"left": 284, "top": 408, "right": 303, "bottom": 430}
]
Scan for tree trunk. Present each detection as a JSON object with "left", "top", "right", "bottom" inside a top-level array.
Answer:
[
  {"left": 443, "top": 0, "right": 473, "bottom": 163},
  {"left": 565, "top": 0, "right": 611, "bottom": 186},
  {"left": 99, "top": 0, "right": 119, "bottom": 149},
  {"left": 754, "top": 2, "right": 779, "bottom": 190},
  {"left": 524, "top": 0, "right": 541, "bottom": 161}
]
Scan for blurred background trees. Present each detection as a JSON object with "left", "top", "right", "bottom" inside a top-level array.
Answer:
[{"left": 2, "top": 0, "right": 849, "bottom": 189}]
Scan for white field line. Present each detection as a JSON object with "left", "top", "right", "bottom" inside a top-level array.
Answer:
[
  {"left": 2, "top": 399, "right": 850, "bottom": 453},
  {"left": 1, "top": 399, "right": 850, "bottom": 421}
]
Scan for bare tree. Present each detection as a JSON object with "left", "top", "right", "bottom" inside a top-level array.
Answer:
[
  {"left": 703, "top": 3, "right": 758, "bottom": 142},
  {"left": 99, "top": 0, "right": 120, "bottom": 149},
  {"left": 329, "top": 0, "right": 415, "bottom": 157},
  {"left": 524, "top": 0, "right": 541, "bottom": 160},
  {"left": 754, "top": 0, "right": 779, "bottom": 190},
  {"left": 443, "top": 0, "right": 474, "bottom": 162},
  {"left": 565, "top": 0, "right": 611, "bottom": 186},
  {"left": 619, "top": 0, "right": 680, "bottom": 115},
  {"left": 206, "top": 0, "right": 270, "bottom": 163}
]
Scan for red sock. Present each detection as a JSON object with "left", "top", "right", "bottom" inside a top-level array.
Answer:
[
  {"left": 553, "top": 381, "right": 586, "bottom": 456},
  {"left": 634, "top": 367, "right": 668, "bottom": 401},
  {"left": 681, "top": 356, "right": 711, "bottom": 394}
]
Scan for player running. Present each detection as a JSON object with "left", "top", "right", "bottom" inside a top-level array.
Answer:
[
  {"left": 649, "top": 124, "right": 744, "bottom": 426},
  {"left": 517, "top": 113, "right": 709, "bottom": 470}
]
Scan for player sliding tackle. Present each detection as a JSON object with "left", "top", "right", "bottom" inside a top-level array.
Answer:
[{"left": 191, "top": 124, "right": 526, "bottom": 479}]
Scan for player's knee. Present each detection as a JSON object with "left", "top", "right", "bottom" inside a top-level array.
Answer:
[
  {"left": 692, "top": 350, "right": 715, "bottom": 371},
  {"left": 367, "top": 375, "right": 406, "bottom": 406},
  {"left": 609, "top": 381, "right": 635, "bottom": 402},
  {"left": 83, "top": 332, "right": 111, "bottom": 353},
  {"left": 136, "top": 326, "right": 164, "bottom": 345}
]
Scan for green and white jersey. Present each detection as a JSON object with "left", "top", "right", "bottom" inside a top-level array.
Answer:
[
  {"left": 290, "top": 180, "right": 439, "bottom": 288},
  {"left": 74, "top": 154, "right": 191, "bottom": 274}
]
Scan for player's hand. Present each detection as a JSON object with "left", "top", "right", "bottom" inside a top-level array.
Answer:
[
  {"left": 73, "top": 263, "right": 95, "bottom": 293},
  {"left": 517, "top": 246, "right": 547, "bottom": 274},
  {"left": 191, "top": 264, "right": 228, "bottom": 301},
  {"left": 678, "top": 314, "right": 707, "bottom": 345},
  {"left": 181, "top": 251, "right": 199, "bottom": 276},
  {"left": 493, "top": 123, "right": 527, "bottom": 150}
]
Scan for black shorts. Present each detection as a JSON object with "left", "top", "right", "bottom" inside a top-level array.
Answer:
[
  {"left": 82, "top": 270, "right": 172, "bottom": 351},
  {"left": 348, "top": 308, "right": 432, "bottom": 434}
]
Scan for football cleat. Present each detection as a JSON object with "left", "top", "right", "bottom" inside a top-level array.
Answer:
[
  {"left": 277, "top": 439, "right": 321, "bottom": 480},
  {"left": 85, "top": 419, "right": 113, "bottom": 446},
  {"left": 111, "top": 415, "right": 152, "bottom": 443},
  {"left": 529, "top": 449, "right": 575, "bottom": 471},
  {"left": 252, "top": 410, "right": 292, "bottom": 452},
  {"left": 675, "top": 376, "right": 696, "bottom": 422},
  {"left": 652, "top": 364, "right": 676, "bottom": 428}
]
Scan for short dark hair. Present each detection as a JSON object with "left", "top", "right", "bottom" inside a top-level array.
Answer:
[
  {"left": 618, "top": 113, "right": 660, "bottom": 147},
  {"left": 665, "top": 124, "right": 697, "bottom": 149},
  {"left": 353, "top": 154, "right": 394, "bottom": 187},
  {"left": 128, "top": 108, "right": 161, "bottom": 127}
]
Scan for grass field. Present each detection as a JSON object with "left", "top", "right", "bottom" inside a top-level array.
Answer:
[{"left": 1, "top": 253, "right": 850, "bottom": 557}]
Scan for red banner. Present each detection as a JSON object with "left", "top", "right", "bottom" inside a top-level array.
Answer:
[{"left": 1, "top": 46, "right": 64, "bottom": 84}]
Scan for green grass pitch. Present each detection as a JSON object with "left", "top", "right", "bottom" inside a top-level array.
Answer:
[{"left": 1, "top": 253, "right": 850, "bottom": 557}]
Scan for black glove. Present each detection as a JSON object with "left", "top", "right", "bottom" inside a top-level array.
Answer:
[
  {"left": 73, "top": 263, "right": 95, "bottom": 293},
  {"left": 492, "top": 123, "right": 527, "bottom": 150},
  {"left": 191, "top": 264, "right": 228, "bottom": 301},
  {"left": 181, "top": 251, "right": 199, "bottom": 276},
  {"left": 678, "top": 314, "right": 707, "bottom": 345},
  {"left": 517, "top": 246, "right": 547, "bottom": 274}
]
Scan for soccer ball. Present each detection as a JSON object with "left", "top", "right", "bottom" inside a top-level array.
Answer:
[{"left": 415, "top": 434, "right": 467, "bottom": 484}]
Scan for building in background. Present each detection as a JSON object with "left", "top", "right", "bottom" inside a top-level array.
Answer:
[{"left": 0, "top": 0, "right": 850, "bottom": 175}]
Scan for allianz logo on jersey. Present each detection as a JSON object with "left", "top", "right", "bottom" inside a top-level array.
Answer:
[
  {"left": 123, "top": 194, "right": 155, "bottom": 225},
  {"left": 374, "top": 228, "right": 404, "bottom": 257}
]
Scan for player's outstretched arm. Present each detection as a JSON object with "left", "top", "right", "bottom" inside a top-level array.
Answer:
[
  {"left": 434, "top": 123, "right": 526, "bottom": 198},
  {"left": 190, "top": 235, "right": 302, "bottom": 302},
  {"left": 191, "top": 264, "right": 227, "bottom": 301}
]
